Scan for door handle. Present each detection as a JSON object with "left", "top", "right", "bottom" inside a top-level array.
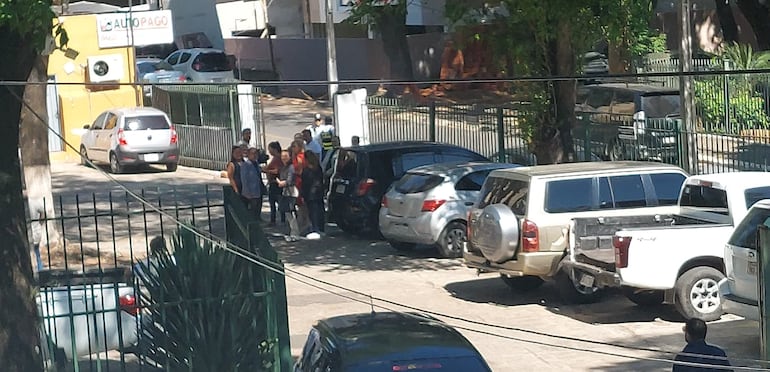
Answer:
[
  {"left": 464, "top": 202, "right": 474, "bottom": 206},
  {"left": 749, "top": 251, "right": 757, "bottom": 259}
]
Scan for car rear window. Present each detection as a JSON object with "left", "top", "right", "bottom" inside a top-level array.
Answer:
[
  {"left": 394, "top": 173, "right": 444, "bottom": 194},
  {"left": 137, "top": 62, "right": 157, "bottom": 75},
  {"left": 745, "top": 186, "right": 770, "bottom": 209},
  {"left": 728, "top": 206, "right": 770, "bottom": 249},
  {"left": 545, "top": 178, "right": 594, "bottom": 213},
  {"left": 192, "top": 52, "right": 231, "bottom": 72},
  {"left": 335, "top": 150, "right": 359, "bottom": 178},
  {"left": 641, "top": 93, "right": 680, "bottom": 117},
  {"left": 478, "top": 177, "right": 528, "bottom": 215},
  {"left": 680, "top": 185, "right": 729, "bottom": 215},
  {"left": 123, "top": 115, "right": 169, "bottom": 131}
]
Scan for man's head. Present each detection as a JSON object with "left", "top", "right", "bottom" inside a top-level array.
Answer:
[
  {"left": 241, "top": 128, "right": 252, "bottom": 143},
  {"left": 293, "top": 132, "right": 304, "bottom": 141},
  {"left": 351, "top": 135, "right": 360, "bottom": 146},
  {"left": 684, "top": 318, "right": 707, "bottom": 343},
  {"left": 314, "top": 113, "right": 322, "bottom": 127},
  {"left": 331, "top": 135, "right": 341, "bottom": 148},
  {"left": 247, "top": 147, "right": 258, "bottom": 161},
  {"left": 302, "top": 129, "right": 312, "bottom": 143}
]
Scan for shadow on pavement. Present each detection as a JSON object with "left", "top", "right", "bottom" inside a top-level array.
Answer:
[
  {"left": 267, "top": 226, "right": 462, "bottom": 273},
  {"left": 444, "top": 276, "right": 685, "bottom": 323}
]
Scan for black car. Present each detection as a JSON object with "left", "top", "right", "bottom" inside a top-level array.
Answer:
[
  {"left": 327, "top": 142, "right": 488, "bottom": 234},
  {"left": 294, "top": 312, "right": 492, "bottom": 372}
]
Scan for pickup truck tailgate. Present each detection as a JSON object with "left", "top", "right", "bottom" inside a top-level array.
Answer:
[{"left": 571, "top": 215, "right": 674, "bottom": 269}]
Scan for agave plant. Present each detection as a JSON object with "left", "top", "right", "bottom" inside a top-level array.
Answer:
[{"left": 135, "top": 229, "right": 275, "bottom": 371}]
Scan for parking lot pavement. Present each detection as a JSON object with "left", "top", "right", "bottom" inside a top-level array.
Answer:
[{"left": 269, "top": 225, "right": 764, "bottom": 371}]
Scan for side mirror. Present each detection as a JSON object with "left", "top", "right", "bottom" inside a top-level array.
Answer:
[{"left": 83, "top": 124, "right": 90, "bottom": 129}]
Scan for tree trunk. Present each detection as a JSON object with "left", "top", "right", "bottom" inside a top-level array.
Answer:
[
  {"left": 533, "top": 20, "right": 576, "bottom": 164},
  {"left": 736, "top": 0, "right": 770, "bottom": 50},
  {"left": 20, "top": 55, "right": 61, "bottom": 272},
  {"left": 377, "top": 7, "right": 414, "bottom": 83},
  {"left": 608, "top": 39, "right": 631, "bottom": 73},
  {"left": 714, "top": 0, "right": 738, "bottom": 44},
  {"left": 0, "top": 27, "right": 43, "bottom": 371}
]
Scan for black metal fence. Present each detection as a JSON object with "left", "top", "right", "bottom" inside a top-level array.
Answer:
[{"left": 33, "top": 185, "right": 291, "bottom": 371}]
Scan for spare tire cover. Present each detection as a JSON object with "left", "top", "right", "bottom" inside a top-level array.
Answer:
[{"left": 471, "top": 204, "right": 520, "bottom": 264}]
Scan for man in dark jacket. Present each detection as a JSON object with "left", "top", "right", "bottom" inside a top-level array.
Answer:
[{"left": 672, "top": 318, "right": 731, "bottom": 371}]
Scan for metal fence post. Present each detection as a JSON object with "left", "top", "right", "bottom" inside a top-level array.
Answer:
[
  {"left": 229, "top": 89, "right": 238, "bottom": 144},
  {"left": 759, "top": 225, "right": 770, "bottom": 360},
  {"left": 582, "top": 114, "right": 591, "bottom": 162},
  {"left": 496, "top": 107, "right": 505, "bottom": 163},
  {"left": 429, "top": 101, "right": 436, "bottom": 142}
]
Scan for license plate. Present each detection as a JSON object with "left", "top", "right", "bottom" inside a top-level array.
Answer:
[
  {"left": 579, "top": 273, "right": 595, "bottom": 288},
  {"left": 335, "top": 184, "right": 345, "bottom": 194},
  {"left": 749, "top": 261, "right": 758, "bottom": 275},
  {"left": 143, "top": 153, "right": 160, "bottom": 162}
]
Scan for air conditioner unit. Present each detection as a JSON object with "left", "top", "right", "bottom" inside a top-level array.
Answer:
[{"left": 87, "top": 54, "right": 124, "bottom": 83}]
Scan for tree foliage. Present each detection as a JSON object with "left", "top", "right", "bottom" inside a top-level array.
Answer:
[{"left": 0, "top": 0, "right": 54, "bottom": 49}]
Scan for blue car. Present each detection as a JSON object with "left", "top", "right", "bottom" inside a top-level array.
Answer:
[{"left": 295, "top": 312, "right": 492, "bottom": 372}]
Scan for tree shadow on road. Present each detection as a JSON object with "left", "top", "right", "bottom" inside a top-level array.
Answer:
[
  {"left": 444, "top": 276, "right": 685, "bottom": 323},
  {"left": 267, "top": 226, "right": 463, "bottom": 273}
]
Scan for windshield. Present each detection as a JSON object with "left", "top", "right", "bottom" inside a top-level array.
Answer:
[
  {"left": 641, "top": 93, "right": 680, "bottom": 117},
  {"left": 192, "top": 53, "right": 231, "bottom": 72},
  {"left": 680, "top": 185, "right": 728, "bottom": 215},
  {"left": 394, "top": 173, "right": 444, "bottom": 194},
  {"left": 123, "top": 115, "right": 169, "bottom": 131}
]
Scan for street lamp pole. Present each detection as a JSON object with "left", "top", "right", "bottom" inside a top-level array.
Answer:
[
  {"left": 679, "top": 0, "right": 697, "bottom": 173},
  {"left": 324, "top": 0, "right": 339, "bottom": 104}
]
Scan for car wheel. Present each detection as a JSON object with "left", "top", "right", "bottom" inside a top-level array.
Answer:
[
  {"left": 80, "top": 146, "right": 90, "bottom": 167},
  {"left": 555, "top": 266, "right": 603, "bottom": 304},
  {"left": 166, "top": 163, "right": 178, "bottom": 172},
  {"left": 335, "top": 217, "right": 355, "bottom": 233},
  {"left": 623, "top": 287, "right": 664, "bottom": 307},
  {"left": 674, "top": 266, "right": 724, "bottom": 321},
  {"left": 436, "top": 221, "right": 466, "bottom": 258},
  {"left": 109, "top": 153, "right": 123, "bottom": 174},
  {"left": 500, "top": 275, "right": 544, "bottom": 292},
  {"left": 388, "top": 240, "right": 415, "bottom": 251}
]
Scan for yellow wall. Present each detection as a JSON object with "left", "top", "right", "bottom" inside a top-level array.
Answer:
[{"left": 49, "top": 14, "right": 142, "bottom": 160}]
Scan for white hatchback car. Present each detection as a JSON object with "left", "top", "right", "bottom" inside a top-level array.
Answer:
[
  {"left": 379, "top": 162, "right": 520, "bottom": 258},
  {"left": 163, "top": 48, "right": 234, "bottom": 82},
  {"left": 80, "top": 107, "right": 180, "bottom": 173},
  {"left": 720, "top": 198, "right": 770, "bottom": 321}
]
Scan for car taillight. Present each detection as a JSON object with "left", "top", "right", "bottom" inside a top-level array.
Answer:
[
  {"left": 356, "top": 179, "right": 376, "bottom": 196},
  {"left": 192, "top": 63, "right": 202, "bottom": 71},
  {"left": 521, "top": 219, "right": 539, "bottom": 252},
  {"left": 178, "top": 75, "right": 186, "bottom": 82},
  {"left": 613, "top": 236, "right": 631, "bottom": 268},
  {"left": 421, "top": 199, "right": 446, "bottom": 212},
  {"left": 170, "top": 125, "right": 178, "bottom": 144},
  {"left": 119, "top": 294, "right": 139, "bottom": 316},
  {"left": 117, "top": 128, "right": 127, "bottom": 146},
  {"left": 381, "top": 195, "right": 388, "bottom": 207}
]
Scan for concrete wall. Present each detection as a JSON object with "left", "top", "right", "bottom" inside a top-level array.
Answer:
[
  {"left": 267, "top": 0, "right": 306, "bottom": 38},
  {"left": 49, "top": 14, "right": 142, "bottom": 160}
]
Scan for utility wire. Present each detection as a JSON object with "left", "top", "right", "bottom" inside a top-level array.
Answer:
[{"left": 8, "top": 84, "right": 770, "bottom": 369}]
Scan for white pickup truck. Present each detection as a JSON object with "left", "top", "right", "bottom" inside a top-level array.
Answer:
[
  {"left": 566, "top": 172, "right": 770, "bottom": 321},
  {"left": 37, "top": 268, "right": 139, "bottom": 365}
]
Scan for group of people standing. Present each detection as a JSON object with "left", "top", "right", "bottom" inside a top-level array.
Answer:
[{"left": 227, "top": 114, "right": 337, "bottom": 241}]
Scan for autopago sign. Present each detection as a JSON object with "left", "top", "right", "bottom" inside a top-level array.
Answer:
[{"left": 96, "top": 10, "right": 174, "bottom": 49}]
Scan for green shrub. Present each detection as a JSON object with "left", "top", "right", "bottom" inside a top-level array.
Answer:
[
  {"left": 694, "top": 76, "right": 769, "bottom": 133},
  {"left": 135, "top": 230, "right": 275, "bottom": 371}
]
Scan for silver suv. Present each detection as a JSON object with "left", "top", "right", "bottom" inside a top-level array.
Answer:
[
  {"left": 464, "top": 161, "right": 687, "bottom": 301},
  {"left": 163, "top": 48, "right": 234, "bottom": 82},
  {"left": 79, "top": 107, "right": 180, "bottom": 173}
]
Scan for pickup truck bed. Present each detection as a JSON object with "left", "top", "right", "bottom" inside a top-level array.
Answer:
[{"left": 567, "top": 214, "right": 722, "bottom": 287}]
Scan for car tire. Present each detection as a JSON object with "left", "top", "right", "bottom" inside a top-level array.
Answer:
[
  {"left": 80, "top": 146, "right": 90, "bottom": 167},
  {"left": 109, "top": 153, "right": 123, "bottom": 174},
  {"left": 500, "top": 275, "right": 544, "bottom": 292},
  {"left": 623, "top": 287, "right": 664, "bottom": 307},
  {"left": 674, "top": 266, "right": 724, "bottom": 321},
  {"left": 166, "top": 163, "right": 178, "bottom": 172},
  {"left": 436, "top": 221, "right": 466, "bottom": 258},
  {"left": 388, "top": 240, "right": 415, "bottom": 251},
  {"left": 555, "top": 266, "right": 603, "bottom": 304}
]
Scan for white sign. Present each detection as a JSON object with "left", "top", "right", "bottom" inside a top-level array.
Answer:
[
  {"left": 335, "top": 88, "right": 370, "bottom": 147},
  {"left": 96, "top": 10, "right": 174, "bottom": 49}
]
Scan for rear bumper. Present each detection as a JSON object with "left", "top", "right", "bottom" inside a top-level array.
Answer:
[
  {"left": 463, "top": 246, "right": 563, "bottom": 277},
  {"left": 560, "top": 260, "right": 620, "bottom": 288},
  {"left": 719, "top": 278, "right": 759, "bottom": 321},
  {"left": 379, "top": 210, "right": 440, "bottom": 245},
  {"left": 115, "top": 146, "right": 179, "bottom": 165}
]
